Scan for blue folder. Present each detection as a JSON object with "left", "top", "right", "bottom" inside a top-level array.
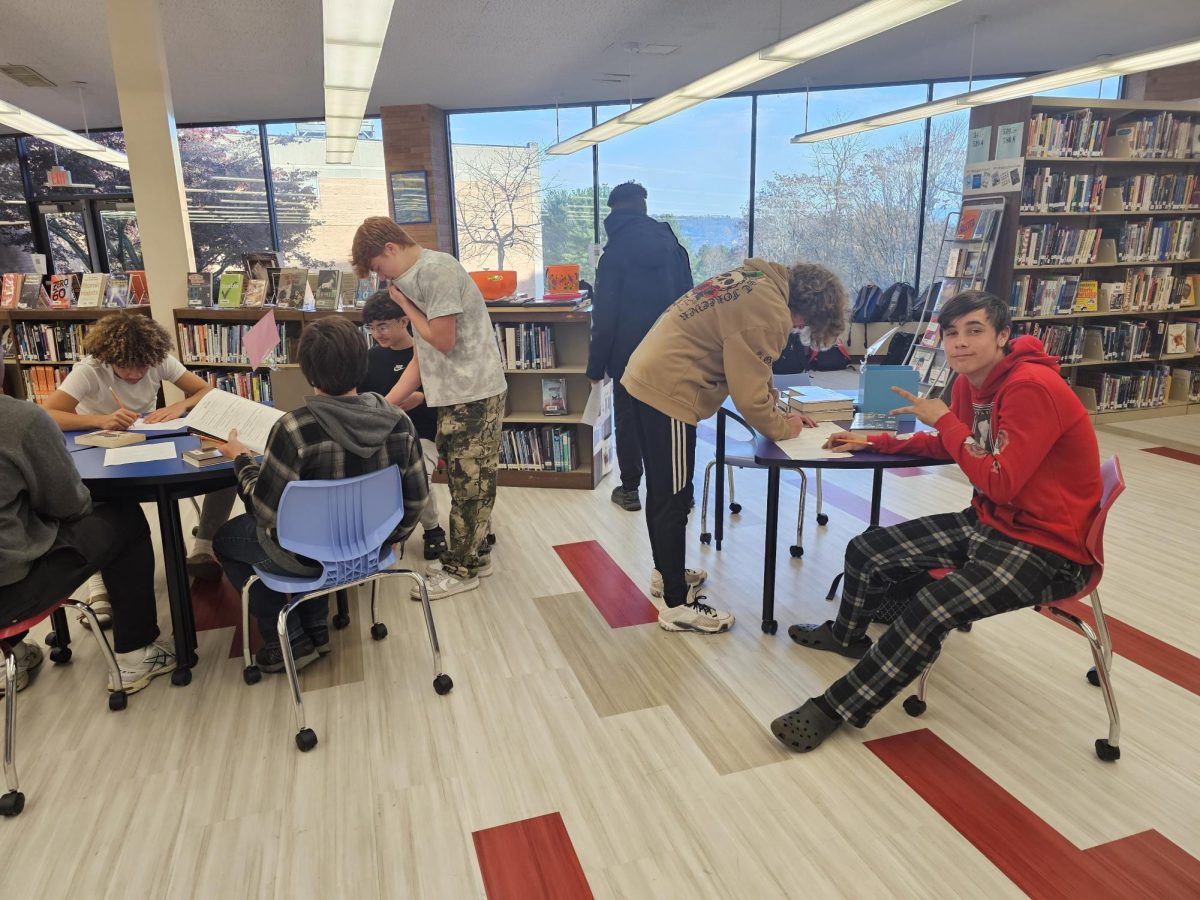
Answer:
[{"left": 857, "top": 365, "right": 920, "bottom": 421}]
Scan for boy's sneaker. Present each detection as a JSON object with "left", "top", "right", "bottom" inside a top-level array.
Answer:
[
  {"left": 658, "top": 588, "right": 734, "bottom": 634},
  {"left": 110, "top": 641, "right": 177, "bottom": 694},
  {"left": 186, "top": 551, "right": 223, "bottom": 582},
  {"left": 306, "top": 625, "right": 331, "bottom": 655},
  {"left": 254, "top": 635, "right": 320, "bottom": 674},
  {"left": 78, "top": 592, "right": 113, "bottom": 631},
  {"left": 0, "top": 640, "right": 44, "bottom": 696},
  {"left": 650, "top": 567, "right": 708, "bottom": 598},
  {"left": 423, "top": 526, "right": 448, "bottom": 561},
  {"left": 611, "top": 486, "right": 641, "bottom": 511},
  {"left": 411, "top": 563, "right": 480, "bottom": 601}
]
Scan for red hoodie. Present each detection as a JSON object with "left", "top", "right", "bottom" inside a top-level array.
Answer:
[{"left": 870, "top": 336, "right": 1101, "bottom": 564}]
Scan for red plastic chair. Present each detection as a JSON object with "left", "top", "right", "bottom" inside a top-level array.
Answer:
[
  {"left": 2, "top": 599, "right": 126, "bottom": 817},
  {"left": 902, "top": 456, "right": 1125, "bottom": 762}
]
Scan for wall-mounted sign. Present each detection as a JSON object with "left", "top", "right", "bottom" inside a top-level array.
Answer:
[{"left": 389, "top": 170, "right": 431, "bottom": 225}]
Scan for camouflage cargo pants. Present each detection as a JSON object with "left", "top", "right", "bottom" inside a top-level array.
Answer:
[{"left": 435, "top": 390, "right": 505, "bottom": 577}]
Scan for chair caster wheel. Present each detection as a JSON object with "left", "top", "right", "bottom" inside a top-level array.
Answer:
[
  {"left": 370, "top": 623, "right": 388, "bottom": 641},
  {"left": 761, "top": 620, "right": 778, "bottom": 635},
  {"left": 956, "top": 623, "right": 973, "bottom": 633},
  {"left": 108, "top": 690, "right": 128, "bottom": 711},
  {"left": 700, "top": 532, "right": 711, "bottom": 545},
  {"left": 49, "top": 647, "right": 72, "bottom": 664},
  {"left": 487, "top": 533, "right": 496, "bottom": 545},
  {"left": 1095, "top": 739, "right": 1120, "bottom": 762},
  {"left": 816, "top": 513, "right": 829, "bottom": 526},
  {"left": 0, "top": 790, "right": 25, "bottom": 817},
  {"left": 789, "top": 545, "right": 803, "bottom": 558},
  {"left": 171, "top": 667, "right": 192, "bottom": 686},
  {"left": 433, "top": 673, "right": 454, "bottom": 694},
  {"left": 1086, "top": 666, "right": 1100, "bottom": 687},
  {"left": 242, "top": 666, "right": 261, "bottom": 685},
  {"left": 903, "top": 696, "right": 927, "bottom": 717},
  {"left": 729, "top": 502, "right": 742, "bottom": 515},
  {"left": 45, "top": 632, "right": 58, "bottom": 647},
  {"left": 332, "top": 613, "right": 351, "bottom": 630},
  {"left": 296, "top": 728, "right": 318, "bottom": 752}
]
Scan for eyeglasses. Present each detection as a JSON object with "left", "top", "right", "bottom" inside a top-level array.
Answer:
[{"left": 366, "top": 322, "right": 397, "bottom": 334}]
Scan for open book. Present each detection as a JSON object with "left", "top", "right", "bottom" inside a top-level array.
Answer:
[{"left": 186, "top": 389, "right": 285, "bottom": 455}]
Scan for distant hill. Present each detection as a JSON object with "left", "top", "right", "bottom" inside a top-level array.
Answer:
[{"left": 661, "top": 214, "right": 744, "bottom": 250}]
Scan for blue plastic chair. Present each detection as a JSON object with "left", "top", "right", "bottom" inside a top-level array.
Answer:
[{"left": 239, "top": 466, "right": 452, "bottom": 752}]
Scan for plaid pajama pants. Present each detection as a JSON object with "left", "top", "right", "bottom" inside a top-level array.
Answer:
[{"left": 825, "top": 508, "right": 1089, "bottom": 727}]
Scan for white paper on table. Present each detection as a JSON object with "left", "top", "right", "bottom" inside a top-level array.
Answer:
[
  {"left": 130, "top": 417, "right": 190, "bottom": 432},
  {"left": 773, "top": 422, "right": 853, "bottom": 461},
  {"left": 103, "top": 442, "right": 178, "bottom": 466},
  {"left": 580, "top": 382, "right": 603, "bottom": 427},
  {"left": 185, "top": 388, "right": 284, "bottom": 455}
]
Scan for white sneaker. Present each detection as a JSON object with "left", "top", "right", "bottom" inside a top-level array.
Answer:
[
  {"left": 650, "top": 567, "right": 708, "bottom": 598},
  {"left": 658, "top": 588, "right": 734, "bottom": 634},
  {"left": 0, "top": 640, "right": 44, "bottom": 696},
  {"left": 110, "top": 640, "right": 176, "bottom": 694},
  {"left": 411, "top": 563, "right": 480, "bottom": 601}
]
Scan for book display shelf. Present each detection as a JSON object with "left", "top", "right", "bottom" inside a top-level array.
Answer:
[{"left": 931, "top": 96, "right": 1200, "bottom": 424}]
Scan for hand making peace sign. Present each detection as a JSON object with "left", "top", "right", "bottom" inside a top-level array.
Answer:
[{"left": 888, "top": 386, "right": 951, "bottom": 428}]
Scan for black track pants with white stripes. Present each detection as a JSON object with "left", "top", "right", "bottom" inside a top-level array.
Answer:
[{"left": 630, "top": 397, "right": 696, "bottom": 607}]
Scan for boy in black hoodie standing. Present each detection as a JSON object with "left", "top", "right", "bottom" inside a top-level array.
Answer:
[
  {"left": 587, "top": 182, "right": 693, "bottom": 512},
  {"left": 212, "top": 317, "right": 428, "bottom": 673}
]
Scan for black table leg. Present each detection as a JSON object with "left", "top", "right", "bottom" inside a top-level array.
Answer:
[
  {"left": 157, "top": 488, "right": 198, "bottom": 685},
  {"left": 715, "top": 409, "right": 726, "bottom": 551},
  {"left": 870, "top": 468, "right": 884, "bottom": 528},
  {"left": 761, "top": 466, "right": 780, "bottom": 635}
]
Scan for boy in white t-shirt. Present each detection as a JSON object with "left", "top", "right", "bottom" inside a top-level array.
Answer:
[{"left": 44, "top": 312, "right": 240, "bottom": 625}]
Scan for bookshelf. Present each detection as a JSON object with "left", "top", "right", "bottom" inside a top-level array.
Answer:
[
  {"left": 172, "top": 307, "right": 304, "bottom": 405},
  {"left": 951, "top": 96, "right": 1200, "bottom": 424}
]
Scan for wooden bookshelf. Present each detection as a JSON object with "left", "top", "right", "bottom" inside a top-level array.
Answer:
[{"left": 962, "top": 96, "right": 1200, "bottom": 423}]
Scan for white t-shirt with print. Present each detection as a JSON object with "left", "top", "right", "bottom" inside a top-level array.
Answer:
[{"left": 60, "top": 354, "right": 188, "bottom": 416}]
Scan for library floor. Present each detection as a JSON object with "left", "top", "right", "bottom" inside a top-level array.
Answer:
[{"left": 3, "top": 396, "right": 1200, "bottom": 899}]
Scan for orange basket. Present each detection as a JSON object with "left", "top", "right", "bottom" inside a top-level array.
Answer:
[
  {"left": 470, "top": 270, "right": 517, "bottom": 300},
  {"left": 544, "top": 263, "right": 580, "bottom": 294}
]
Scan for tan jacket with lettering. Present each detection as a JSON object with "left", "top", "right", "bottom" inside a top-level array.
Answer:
[{"left": 621, "top": 259, "right": 792, "bottom": 441}]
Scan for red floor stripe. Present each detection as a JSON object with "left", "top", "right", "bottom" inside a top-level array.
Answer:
[
  {"left": 867, "top": 729, "right": 1200, "bottom": 899},
  {"left": 473, "top": 812, "right": 594, "bottom": 900},
  {"left": 1039, "top": 599, "right": 1200, "bottom": 696},
  {"left": 1142, "top": 446, "right": 1200, "bottom": 466},
  {"left": 554, "top": 540, "right": 658, "bottom": 628},
  {"left": 190, "top": 576, "right": 263, "bottom": 657},
  {"left": 888, "top": 466, "right": 928, "bottom": 477}
]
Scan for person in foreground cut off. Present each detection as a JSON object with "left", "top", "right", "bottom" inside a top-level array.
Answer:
[
  {"left": 621, "top": 261, "right": 847, "bottom": 634},
  {"left": 772, "top": 290, "right": 1101, "bottom": 752}
]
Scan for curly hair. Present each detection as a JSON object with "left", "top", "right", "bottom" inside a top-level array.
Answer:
[
  {"left": 83, "top": 312, "right": 172, "bottom": 367},
  {"left": 786, "top": 262, "right": 847, "bottom": 348}
]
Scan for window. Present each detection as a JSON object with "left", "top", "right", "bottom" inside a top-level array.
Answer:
[
  {"left": 755, "top": 84, "right": 929, "bottom": 295},
  {"left": 0, "top": 138, "right": 35, "bottom": 272},
  {"left": 42, "top": 204, "right": 93, "bottom": 273},
  {"left": 266, "top": 119, "right": 387, "bottom": 269},
  {"left": 178, "top": 125, "right": 273, "bottom": 273},
  {"left": 598, "top": 97, "right": 752, "bottom": 284},
  {"left": 23, "top": 132, "right": 131, "bottom": 198},
  {"left": 449, "top": 107, "right": 594, "bottom": 295}
]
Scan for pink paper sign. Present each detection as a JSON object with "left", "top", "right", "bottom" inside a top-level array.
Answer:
[{"left": 245, "top": 309, "right": 280, "bottom": 370}]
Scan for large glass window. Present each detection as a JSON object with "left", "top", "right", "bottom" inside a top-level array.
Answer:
[
  {"left": 449, "top": 107, "right": 594, "bottom": 296},
  {"left": 0, "top": 138, "right": 35, "bottom": 272},
  {"left": 178, "top": 125, "right": 273, "bottom": 273},
  {"left": 597, "top": 97, "right": 752, "bottom": 284},
  {"left": 265, "top": 119, "right": 386, "bottom": 269},
  {"left": 755, "top": 84, "right": 929, "bottom": 295},
  {"left": 23, "top": 131, "right": 131, "bottom": 198}
]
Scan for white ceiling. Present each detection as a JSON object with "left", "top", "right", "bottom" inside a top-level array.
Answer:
[{"left": 1, "top": 0, "right": 1199, "bottom": 133}]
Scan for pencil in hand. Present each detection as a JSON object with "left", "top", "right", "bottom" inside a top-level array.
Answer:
[{"left": 110, "top": 387, "right": 127, "bottom": 411}]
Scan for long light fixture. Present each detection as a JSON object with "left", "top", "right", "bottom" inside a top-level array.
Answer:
[
  {"left": 547, "top": 0, "right": 962, "bottom": 155},
  {"left": 321, "top": 0, "right": 395, "bottom": 164},
  {"left": 792, "top": 37, "right": 1200, "bottom": 144},
  {"left": 0, "top": 99, "right": 129, "bottom": 169}
]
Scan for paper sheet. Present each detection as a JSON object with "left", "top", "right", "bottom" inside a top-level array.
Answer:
[
  {"left": 130, "top": 417, "right": 190, "bottom": 432},
  {"left": 185, "top": 388, "right": 284, "bottom": 455},
  {"left": 244, "top": 309, "right": 280, "bottom": 370},
  {"left": 103, "top": 442, "right": 178, "bottom": 466},
  {"left": 772, "top": 422, "right": 854, "bottom": 461},
  {"left": 580, "top": 382, "right": 603, "bottom": 427}
]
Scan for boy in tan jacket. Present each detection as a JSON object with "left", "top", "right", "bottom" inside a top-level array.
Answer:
[{"left": 622, "top": 260, "right": 847, "bottom": 633}]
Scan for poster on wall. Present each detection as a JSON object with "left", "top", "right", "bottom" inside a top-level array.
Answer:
[
  {"left": 389, "top": 170, "right": 432, "bottom": 225},
  {"left": 995, "top": 122, "right": 1025, "bottom": 160},
  {"left": 963, "top": 158, "right": 1024, "bottom": 195},
  {"left": 966, "top": 126, "right": 992, "bottom": 163}
]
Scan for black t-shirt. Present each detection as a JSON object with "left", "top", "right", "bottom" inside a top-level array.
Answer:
[{"left": 359, "top": 345, "right": 437, "bottom": 441}]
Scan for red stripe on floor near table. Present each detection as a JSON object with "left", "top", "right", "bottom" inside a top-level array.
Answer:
[
  {"left": 867, "top": 728, "right": 1200, "bottom": 899},
  {"left": 473, "top": 812, "right": 594, "bottom": 900},
  {"left": 554, "top": 540, "right": 658, "bottom": 628},
  {"left": 1142, "top": 446, "right": 1200, "bottom": 466},
  {"left": 889, "top": 467, "right": 927, "bottom": 477},
  {"left": 189, "top": 576, "right": 264, "bottom": 657},
  {"left": 1039, "top": 598, "right": 1200, "bottom": 696}
]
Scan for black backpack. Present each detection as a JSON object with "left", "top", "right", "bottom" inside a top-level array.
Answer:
[
  {"left": 773, "top": 332, "right": 811, "bottom": 374},
  {"left": 876, "top": 282, "right": 917, "bottom": 323},
  {"left": 909, "top": 281, "right": 942, "bottom": 323}
]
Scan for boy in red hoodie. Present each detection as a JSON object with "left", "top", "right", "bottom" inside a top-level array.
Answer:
[{"left": 772, "top": 290, "right": 1101, "bottom": 753}]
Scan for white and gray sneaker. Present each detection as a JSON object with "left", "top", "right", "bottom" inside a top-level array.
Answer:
[
  {"left": 110, "top": 640, "right": 177, "bottom": 694},
  {"left": 658, "top": 587, "right": 734, "bottom": 634},
  {"left": 0, "top": 640, "right": 44, "bottom": 696},
  {"left": 411, "top": 563, "right": 480, "bottom": 601},
  {"left": 650, "top": 567, "right": 708, "bottom": 599}
]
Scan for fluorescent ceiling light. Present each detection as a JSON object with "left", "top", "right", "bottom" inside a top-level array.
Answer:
[
  {"left": 793, "top": 36, "right": 1200, "bottom": 144},
  {"left": 0, "top": 101, "right": 129, "bottom": 169},
  {"left": 321, "top": 0, "right": 395, "bottom": 163},
  {"left": 548, "top": 0, "right": 961, "bottom": 154}
]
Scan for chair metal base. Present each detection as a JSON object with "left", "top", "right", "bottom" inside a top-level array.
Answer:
[{"left": 700, "top": 461, "right": 827, "bottom": 554}]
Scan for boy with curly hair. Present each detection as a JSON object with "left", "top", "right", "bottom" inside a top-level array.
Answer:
[
  {"left": 621, "top": 260, "right": 848, "bottom": 634},
  {"left": 45, "top": 313, "right": 239, "bottom": 623}
]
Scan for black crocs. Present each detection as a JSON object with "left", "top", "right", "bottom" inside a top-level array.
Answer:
[
  {"left": 787, "top": 621, "right": 873, "bottom": 659},
  {"left": 771, "top": 700, "right": 844, "bottom": 753}
]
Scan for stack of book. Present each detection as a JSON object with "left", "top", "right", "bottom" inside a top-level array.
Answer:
[
  {"left": 177, "top": 322, "right": 290, "bottom": 365},
  {"left": 1116, "top": 173, "right": 1200, "bottom": 211},
  {"left": 1014, "top": 322, "right": 1086, "bottom": 363},
  {"left": 1026, "top": 109, "right": 1111, "bottom": 158},
  {"left": 1021, "top": 169, "right": 1107, "bottom": 213},
  {"left": 1113, "top": 112, "right": 1200, "bottom": 159},
  {"left": 779, "top": 385, "right": 854, "bottom": 423},
  {"left": 499, "top": 425, "right": 578, "bottom": 472},
  {"left": 13, "top": 321, "right": 90, "bottom": 362},
  {"left": 194, "top": 369, "right": 274, "bottom": 404},
  {"left": 494, "top": 323, "right": 557, "bottom": 370}
]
